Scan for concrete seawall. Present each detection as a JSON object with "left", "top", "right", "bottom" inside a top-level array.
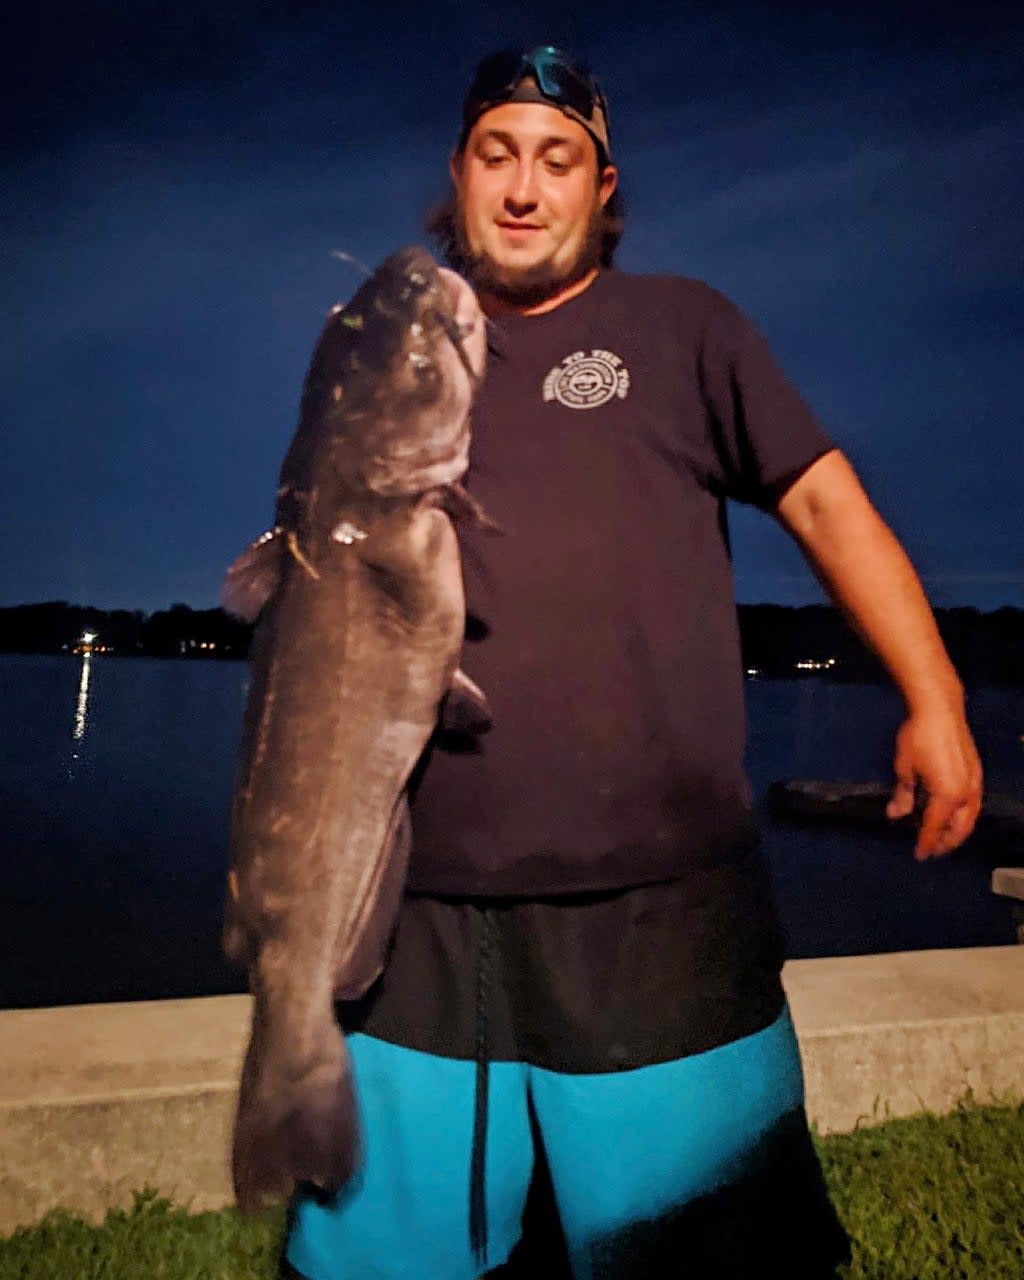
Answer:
[{"left": 2, "top": 945, "right": 1022, "bottom": 1232}]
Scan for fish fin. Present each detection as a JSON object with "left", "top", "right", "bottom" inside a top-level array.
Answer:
[
  {"left": 221, "top": 529, "right": 286, "bottom": 621},
  {"left": 442, "top": 481, "right": 504, "bottom": 534},
  {"left": 440, "top": 667, "right": 493, "bottom": 736},
  {"left": 221, "top": 870, "right": 254, "bottom": 969},
  {"left": 232, "top": 999, "right": 360, "bottom": 1214},
  {"left": 333, "top": 797, "right": 412, "bottom": 1000},
  {"left": 222, "top": 912, "right": 251, "bottom": 971}
]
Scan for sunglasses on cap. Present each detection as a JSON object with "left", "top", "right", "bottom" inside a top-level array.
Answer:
[{"left": 461, "top": 45, "right": 611, "bottom": 158}]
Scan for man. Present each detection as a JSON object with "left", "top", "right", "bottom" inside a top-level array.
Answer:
[{"left": 283, "top": 46, "right": 982, "bottom": 1280}]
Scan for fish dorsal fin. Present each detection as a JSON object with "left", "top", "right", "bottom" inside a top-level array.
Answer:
[{"left": 221, "top": 528, "right": 286, "bottom": 621}]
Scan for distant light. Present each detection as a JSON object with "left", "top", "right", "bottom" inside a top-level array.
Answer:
[
  {"left": 795, "top": 658, "right": 834, "bottom": 671},
  {"left": 81, "top": 631, "right": 97, "bottom": 644}
]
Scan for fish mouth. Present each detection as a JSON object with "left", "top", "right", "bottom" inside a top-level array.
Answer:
[
  {"left": 319, "top": 251, "right": 485, "bottom": 499},
  {"left": 435, "top": 268, "right": 486, "bottom": 384},
  {"left": 358, "top": 268, "right": 481, "bottom": 497}
]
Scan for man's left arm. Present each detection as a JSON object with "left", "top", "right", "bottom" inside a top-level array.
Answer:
[{"left": 772, "top": 448, "right": 983, "bottom": 860}]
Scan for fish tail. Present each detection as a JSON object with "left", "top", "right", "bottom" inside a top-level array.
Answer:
[{"left": 232, "top": 1002, "right": 360, "bottom": 1214}]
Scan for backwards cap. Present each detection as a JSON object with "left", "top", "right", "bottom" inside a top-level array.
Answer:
[{"left": 459, "top": 46, "right": 611, "bottom": 162}]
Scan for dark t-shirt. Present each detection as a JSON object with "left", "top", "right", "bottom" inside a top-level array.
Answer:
[{"left": 406, "top": 269, "right": 835, "bottom": 896}]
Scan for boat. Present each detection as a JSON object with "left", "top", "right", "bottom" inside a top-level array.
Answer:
[{"left": 765, "top": 779, "right": 1024, "bottom": 857}]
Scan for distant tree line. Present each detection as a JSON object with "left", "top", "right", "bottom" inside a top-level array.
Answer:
[
  {"left": 738, "top": 604, "right": 1023, "bottom": 686},
  {"left": 0, "top": 600, "right": 1021, "bottom": 684},
  {"left": 0, "top": 601, "right": 251, "bottom": 659}
]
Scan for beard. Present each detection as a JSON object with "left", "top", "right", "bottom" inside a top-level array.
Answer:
[{"left": 453, "top": 199, "right": 606, "bottom": 309}]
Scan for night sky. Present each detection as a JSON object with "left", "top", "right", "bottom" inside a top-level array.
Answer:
[{"left": 4, "top": 1, "right": 1022, "bottom": 614}]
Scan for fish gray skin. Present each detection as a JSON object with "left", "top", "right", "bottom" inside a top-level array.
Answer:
[{"left": 220, "top": 246, "right": 489, "bottom": 1213}]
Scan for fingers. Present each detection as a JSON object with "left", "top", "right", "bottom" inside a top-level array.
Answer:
[
  {"left": 914, "top": 784, "right": 983, "bottom": 860},
  {"left": 889, "top": 711, "right": 984, "bottom": 860},
  {"left": 887, "top": 736, "right": 917, "bottom": 819},
  {"left": 917, "top": 738, "right": 984, "bottom": 858},
  {"left": 914, "top": 794, "right": 960, "bottom": 860},
  {"left": 886, "top": 778, "right": 916, "bottom": 820}
]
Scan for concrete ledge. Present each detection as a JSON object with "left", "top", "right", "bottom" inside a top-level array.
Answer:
[
  {"left": 0, "top": 996, "right": 249, "bottom": 1232},
  {"left": 784, "top": 946, "right": 1024, "bottom": 1132},
  {"left": 2, "top": 946, "right": 1023, "bottom": 1232}
]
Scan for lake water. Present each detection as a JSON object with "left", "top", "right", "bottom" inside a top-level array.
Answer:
[{"left": 1, "top": 653, "right": 1021, "bottom": 1009}]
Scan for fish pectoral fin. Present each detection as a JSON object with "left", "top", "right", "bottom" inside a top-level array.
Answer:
[
  {"left": 440, "top": 667, "right": 493, "bottom": 736},
  {"left": 441, "top": 481, "right": 504, "bottom": 534},
  {"left": 221, "top": 528, "right": 286, "bottom": 621}
]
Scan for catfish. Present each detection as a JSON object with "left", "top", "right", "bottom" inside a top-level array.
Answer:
[{"left": 221, "top": 247, "right": 490, "bottom": 1211}]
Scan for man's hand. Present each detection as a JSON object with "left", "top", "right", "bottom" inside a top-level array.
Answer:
[
  {"left": 886, "top": 706, "right": 984, "bottom": 860},
  {"left": 774, "top": 450, "right": 984, "bottom": 862}
]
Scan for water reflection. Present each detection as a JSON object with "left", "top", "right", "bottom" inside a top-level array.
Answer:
[{"left": 71, "top": 651, "right": 92, "bottom": 749}]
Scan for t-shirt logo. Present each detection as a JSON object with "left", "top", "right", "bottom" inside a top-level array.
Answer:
[{"left": 542, "top": 349, "right": 631, "bottom": 410}]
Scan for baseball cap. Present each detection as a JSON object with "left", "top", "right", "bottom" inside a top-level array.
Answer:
[{"left": 459, "top": 45, "right": 612, "bottom": 162}]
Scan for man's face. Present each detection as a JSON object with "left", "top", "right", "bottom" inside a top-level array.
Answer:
[{"left": 451, "top": 100, "right": 618, "bottom": 307}]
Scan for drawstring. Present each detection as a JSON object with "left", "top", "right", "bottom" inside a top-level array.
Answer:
[{"left": 469, "top": 905, "right": 493, "bottom": 1267}]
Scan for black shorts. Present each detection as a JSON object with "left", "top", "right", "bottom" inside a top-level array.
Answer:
[{"left": 283, "top": 852, "right": 851, "bottom": 1279}]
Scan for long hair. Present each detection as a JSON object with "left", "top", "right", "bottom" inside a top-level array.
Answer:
[{"left": 426, "top": 177, "right": 626, "bottom": 275}]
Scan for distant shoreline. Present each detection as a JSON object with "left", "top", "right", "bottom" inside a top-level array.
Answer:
[{"left": 0, "top": 600, "right": 1021, "bottom": 685}]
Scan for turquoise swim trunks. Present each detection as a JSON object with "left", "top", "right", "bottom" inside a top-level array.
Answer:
[{"left": 283, "top": 869, "right": 850, "bottom": 1279}]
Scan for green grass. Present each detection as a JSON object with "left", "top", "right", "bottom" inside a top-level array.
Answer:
[
  {"left": 1, "top": 1101, "right": 1022, "bottom": 1279},
  {"left": 820, "top": 1099, "right": 1024, "bottom": 1279},
  {"left": 0, "top": 1190, "right": 285, "bottom": 1280}
]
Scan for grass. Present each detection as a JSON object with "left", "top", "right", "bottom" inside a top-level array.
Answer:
[
  {"left": 819, "top": 1098, "right": 1024, "bottom": 1279},
  {"left": 1, "top": 1101, "right": 1021, "bottom": 1279},
  {"left": 0, "top": 1190, "right": 285, "bottom": 1280}
]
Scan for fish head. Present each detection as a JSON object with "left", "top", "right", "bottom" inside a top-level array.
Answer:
[{"left": 327, "top": 247, "right": 486, "bottom": 497}]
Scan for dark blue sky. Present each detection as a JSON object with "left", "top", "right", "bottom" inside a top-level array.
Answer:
[{"left": 4, "top": 1, "right": 1022, "bottom": 612}]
